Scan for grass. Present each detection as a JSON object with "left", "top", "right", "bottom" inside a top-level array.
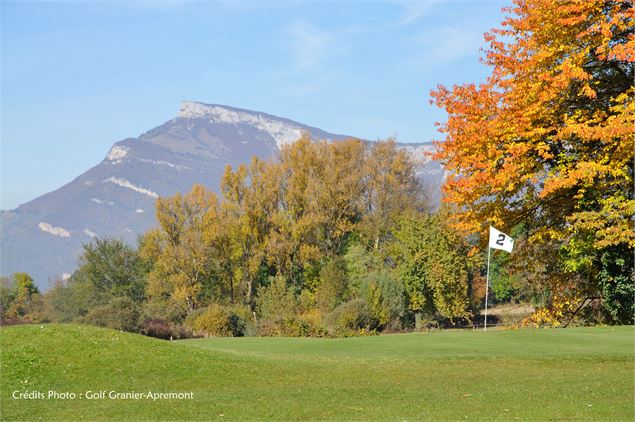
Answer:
[{"left": 1, "top": 324, "right": 633, "bottom": 421}]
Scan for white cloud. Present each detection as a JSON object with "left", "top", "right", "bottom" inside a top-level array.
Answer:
[{"left": 286, "top": 20, "right": 347, "bottom": 71}]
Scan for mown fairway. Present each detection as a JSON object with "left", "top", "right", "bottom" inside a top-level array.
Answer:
[{"left": 1, "top": 324, "right": 633, "bottom": 421}]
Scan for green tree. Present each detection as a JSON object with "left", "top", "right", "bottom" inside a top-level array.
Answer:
[
  {"left": 597, "top": 246, "right": 634, "bottom": 324},
  {"left": 393, "top": 214, "right": 471, "bottom": 322},
  {"left": 43, "top": 277, "right": 97, "bottom": 322},
  {"left": 75, "top": 238, "right": 146, "bottom": 304},
  {"left": 0, "top": 276, "right": 16, "bottom": 319},
  {"left": 316, "top": 259, "right": 349, "bottom": 313}
]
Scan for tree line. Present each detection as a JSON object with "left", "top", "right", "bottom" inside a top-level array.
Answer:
[{"left": 2, "top": 138, "right": 488, "bottom": 337}]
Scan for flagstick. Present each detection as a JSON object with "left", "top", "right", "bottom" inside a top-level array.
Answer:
[{"left": 484, "top": 246, "right": 491, "bottom": 332}]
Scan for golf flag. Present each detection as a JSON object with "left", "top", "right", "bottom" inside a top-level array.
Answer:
[{"left": 488, "top": 226, "right": 514, "bottom": 253}]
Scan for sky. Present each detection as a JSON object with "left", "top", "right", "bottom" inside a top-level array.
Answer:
[{"left": 1, "top": 0, "right": 507, "bottom": 210}]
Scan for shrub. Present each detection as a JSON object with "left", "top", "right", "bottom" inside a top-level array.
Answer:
[
  {"left": 256, "top": 275, "right": 297, "bottom": 321},
  {"left": 256, "top": 275, "right": 303, "bottom": 336},
  {"left": 257, "top": 316, "right": 325, "bottom": 337},
  {"left": 299, "top": 309, "right": 327, "bottom": 337},
  {"left": 140, "top": 319, "right": 195, "bottom": 340},
  {"left": 43, "top": 278, "right": 96, "bottom": 323},
  {"left": 359, "top": 271, "right": 404, "bottom": 330},
  {"left": 141, "top": 299, "right": 188, "bottom": 325},
  {"left": 298, "top": 289, "right": 317, "bottom": 314},
  {"left": 316, "top": 259, "right": 349, "bottom": 313},
  {"left": 82, "top": 296, "right": 140, "bottom": 332},
  {"left": 192, "top": 304, "right": 250, "bottom": 337},
  {"left": 184, "top": 308, "right": 206, "bottom": 330},
  {"left": 227, "top": 305, "right": 253, "bottom": 337},
  {"left": 326, "top": 299, "right": 379, "bottom": 336},
  {"left": 193, "top": 304, "right": 232, "bottom": 336}
]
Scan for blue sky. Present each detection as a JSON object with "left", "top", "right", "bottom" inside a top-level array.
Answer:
[{"left": 1, "top": 0, "right": 507, "bottom": 210}]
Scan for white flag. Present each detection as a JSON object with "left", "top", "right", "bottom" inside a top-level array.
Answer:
[{"left": 489, "top": 226, "right": 514, "bottom": 253}]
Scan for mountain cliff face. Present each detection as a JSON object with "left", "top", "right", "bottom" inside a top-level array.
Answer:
[{"left": 0, "top": 101, "right": 446, "bottom": 289}]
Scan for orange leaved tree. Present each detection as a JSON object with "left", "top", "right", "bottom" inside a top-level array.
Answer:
[{"left": 431, "top": 0, "right": 633, "bottom": 323}]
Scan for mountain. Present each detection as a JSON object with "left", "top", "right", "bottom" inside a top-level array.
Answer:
[{"left": 0, "top": 101, "right": 445, "bottom": 289}]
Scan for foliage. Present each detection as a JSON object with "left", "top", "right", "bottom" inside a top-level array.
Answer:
[
  {"left": 431, "top": 0, "right": 634, "bottom": 323},
  {"left": 191, "top": 303, "right": 252, "bottom": 337},
  {"left": 256, "top": 275, "right": 297, "bottom": 321},
  {"left": 192, "top": 304, "right": 233, "bottom": 337},
  {"left": 325, "top": 299, "right": 379, "bottom": 336},
  {"left": 82, "top": 296, "right": 140, "bottom": 332},
  {"left": 0, "top": 276, "right": 15, "bottom": 319},
  {"left": 43, "top": 277, "right": 98, "bottom": 323},
  {"left": 316, "top": 259, "right": 349, "bottom": 313},
  {"left": 140, "top": 298, "right": 188, "bottom": 325},
  {"left": 140, "top": 319, "right": 194, "bottom": 340},
  {"left": 0, "top": 273, "right": 45, "bottom": 323},
  {"left": 75, "top": 237, "right": 146, "bottom": 303},
  {"left": 489, "top": 249, "right": 520, "bottom": 303},
  {"left": 140, "top": 186, "right": 220, "bottom": 311},
  {"left": 597, "top": 245, "right": 634, "bottom": 324},
  {"left": 343, "top": 242, "right": 386, "bottom": 295},
  {"left": 393, "top": 214, "right": 472, "bottom": 321},
  {"left": 47, "top": 138, "right": 482, "bottom": 337},
  {"left": 255, "top": 275, "right": 302, "bottom": 336},
  {"left": 358, "top": 271, "right": 404, "bottom": 330}
]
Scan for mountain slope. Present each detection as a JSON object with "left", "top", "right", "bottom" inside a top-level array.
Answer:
[{"left": 0, "top": 101, "right": 443, "bottom": 288}]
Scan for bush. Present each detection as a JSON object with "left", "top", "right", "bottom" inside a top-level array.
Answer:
[
  {"left": 256, "top": 275, "right": 305, "bottom": 336},
  {"left": 192, "top": 304, "right": 250, "bottom": 337},
  {"left": 316, "top": 259, "right": 349, "bottom": 313},
  {"left": 82, "top": 297, "right": 140, "bottom": 332},
  {"left": 43, "top": 279, "right": 96, "bottom": 323},
  {"left": 140, "top": 319, "right": 195, "bottom": 340},
  {"left": 359, "top": 271, "right": 404, "bottom": 330},
  {"left": 257, "top": 316, "right": 325, "bottom": 337},
  {"left": 184, "top": 308, "right": 206, "bottom": 330},
  {"left": 193, "top": 304, "right": 232, "bottom": 336},
  {"left": 256, "top": 275, "right": 297, "bottom": 321},
  {"left": 227, "top": 305, "right": 253, "bottom": 337},
  {"left": 141, "top": 299, "right": 188, "bottom": 325},
  {"left": 326, "top": 299, "right": 379, "bottom": 336}
]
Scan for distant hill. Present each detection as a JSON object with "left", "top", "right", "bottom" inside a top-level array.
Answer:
[{"left": 0, "top": 101, "right": 446, "bottom": 288}]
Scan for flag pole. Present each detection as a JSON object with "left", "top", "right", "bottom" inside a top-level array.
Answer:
[{"left": 484, "top": 245, "right": 491, "bottom": 331}]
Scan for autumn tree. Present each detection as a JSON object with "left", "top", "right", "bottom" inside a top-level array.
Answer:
[
  {"left": 268, "top": 137, "right": 367, "bottom": 288},
  {"left": 2, "top": 272, "right": 43, "bottom": 321},
  {"left": 140, "top": 185, "right": 219, "bottom": 311},
  {"left": 431, "top": 0, "right": 634, "bottom": 323},
  {"left": 139, "top": 137, "right": 438, "bottom": 331},
  {"left": 221, "top": 157, "right": 280, "bottom": 308},
  {"left": 360, "top": 139, "right": 424, "bottom": 250}
]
